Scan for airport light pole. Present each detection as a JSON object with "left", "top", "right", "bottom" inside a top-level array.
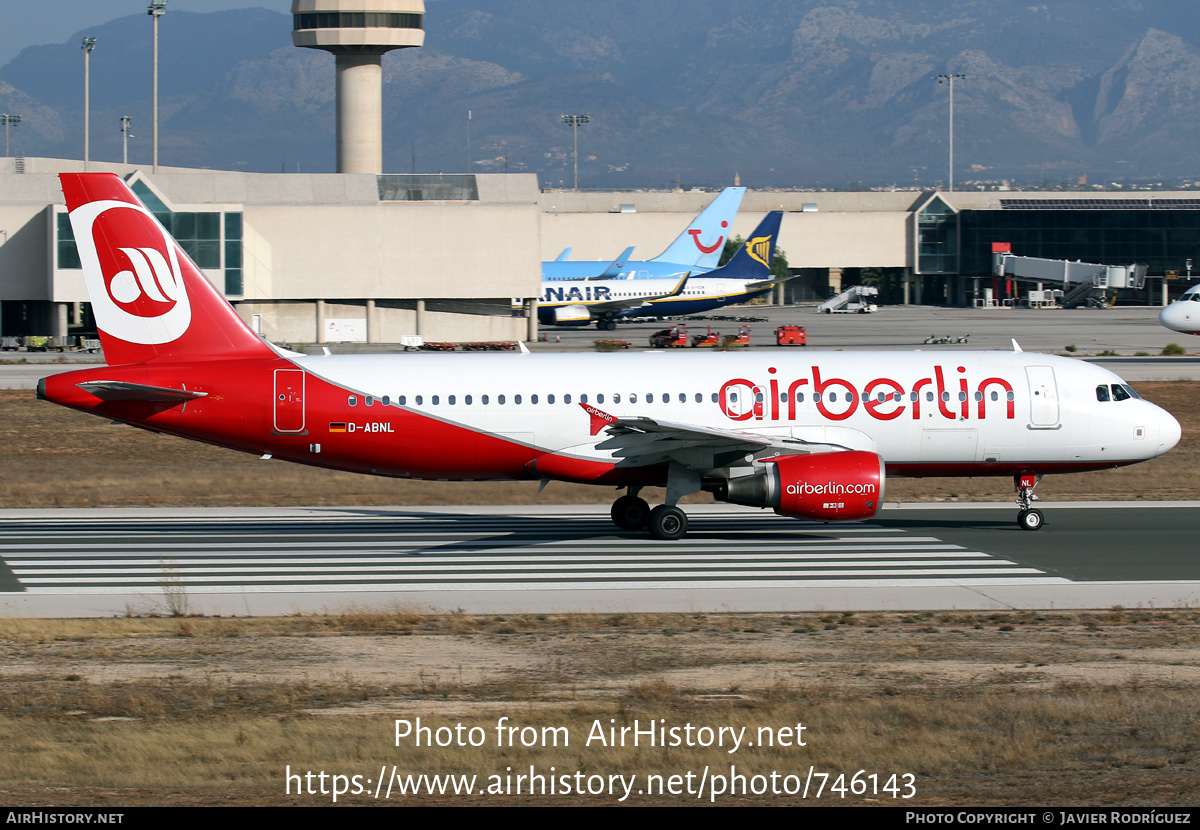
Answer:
[
  {"left": 148, "top": 0, "right": 167, "bottom": 173},
  {"left": 82, "top": 36, "right": 96, "bottom": 171},
  {"left": 935, "top": 73, "right": 966, "bottom": 191},
  {"left": 1, "top": 114, "right": 20, "bottom": 157},
  {"left": 560, "top": 113, "right": 589, "bottom": 190},
  {"left": 120, "top": 116, "right": 133, "bottom": 164}
]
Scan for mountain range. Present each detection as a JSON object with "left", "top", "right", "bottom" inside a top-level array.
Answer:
[{"left": 3, "top": 0, "right": 1200, "bottom": 189}]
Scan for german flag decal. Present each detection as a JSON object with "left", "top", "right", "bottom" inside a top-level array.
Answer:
[{"left": 328, "top": 422, "right": 347, "bottom": 433}]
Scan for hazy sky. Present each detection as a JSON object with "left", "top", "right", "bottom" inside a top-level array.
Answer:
[{"left": 0, "top": 1, "right": 293, "bottom": 67}]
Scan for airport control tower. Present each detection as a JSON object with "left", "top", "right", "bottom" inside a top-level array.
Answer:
[{"left": 292, "top": 1, "right": 425, "bottom": 173}]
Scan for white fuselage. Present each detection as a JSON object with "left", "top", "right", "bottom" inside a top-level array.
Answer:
[{"left": 293, "top": 349, "right": 1179, "bottom": 478}]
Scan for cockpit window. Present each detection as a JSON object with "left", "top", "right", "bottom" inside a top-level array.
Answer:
[
  {"left": 1111, "top": 384, "right": 1131, "bottom": 401},
  {"left": 1096, "top": 385, "right": 1110, "bottom": 402}
]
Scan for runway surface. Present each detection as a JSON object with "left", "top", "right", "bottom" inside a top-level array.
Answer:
[{"left": 1, "top": 503, "right": 1196, "bottom": 617}]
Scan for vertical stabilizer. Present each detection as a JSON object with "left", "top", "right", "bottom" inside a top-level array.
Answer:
[
  {"left": 60, "top": 173, "right": 274, "bottom": 366},
  {"left": 707, "top": 211, "right": 783, "bottom": 279},
  {"left": 651, "top": 186, "right": 745, "bottom": 269}
]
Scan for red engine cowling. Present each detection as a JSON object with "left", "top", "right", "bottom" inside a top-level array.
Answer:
[
  {"left": 717, "top": 451, "right": 885, "bottom": 522},
  {"left": 771, "top": 451, "right": 885, "bottom": 522}
]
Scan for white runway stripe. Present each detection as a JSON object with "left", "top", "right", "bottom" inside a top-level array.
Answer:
[{"left": 0, "top": 512, "right": 1065, "bottom": 594}]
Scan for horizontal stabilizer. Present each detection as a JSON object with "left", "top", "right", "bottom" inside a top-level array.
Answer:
[{"left": 77, "top": 380, "right": 209, "bottom": 403}]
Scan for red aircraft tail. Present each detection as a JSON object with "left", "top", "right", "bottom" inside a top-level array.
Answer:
[{"left": 60, "top": 173, "right": 274, "bottom": 366}]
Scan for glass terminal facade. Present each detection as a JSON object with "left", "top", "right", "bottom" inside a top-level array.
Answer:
[{"left": 56, "top": 179, "right": 245, "bottom": 298}]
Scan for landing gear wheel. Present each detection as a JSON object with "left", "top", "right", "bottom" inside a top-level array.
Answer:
[
  {"left": 1017, "top": 509, "right": 1044, "bottom": 531},
  {"left": 611, "top": 495, "right": 650, "bottom": 530},
  {"left": 648, "top": 505, "right": 688, "bottom": 540}
]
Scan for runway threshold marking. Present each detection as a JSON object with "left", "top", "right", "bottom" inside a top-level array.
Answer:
[{"left": 0, "top": 511, "right": 1068, "bottom": 593}]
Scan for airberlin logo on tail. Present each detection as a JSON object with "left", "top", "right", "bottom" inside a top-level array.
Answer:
[{"left": 68, "top": 199, "right": 192, "bottom": 345}]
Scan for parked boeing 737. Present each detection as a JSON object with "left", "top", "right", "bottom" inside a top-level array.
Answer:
[
  {"left": 1159, "top": 284, "right": 1200, "bottom": 334},
  {"left": 543, "top": 187, "right": 745, "bottom": 281},
  {"left": 539, "top": 211, "right": 786, "bottom": 329},
  {"left": 39, "top": 174, "right": 1181, "bottom": 539}
]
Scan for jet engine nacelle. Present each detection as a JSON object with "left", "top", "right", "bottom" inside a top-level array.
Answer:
[
  {"left": 715, "top": 450, "right": 885, "bottom": 522},
  {"left": 553, "top": 305, "right": 592, "bottom": 326}
]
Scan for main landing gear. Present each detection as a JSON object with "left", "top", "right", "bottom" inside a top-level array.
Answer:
[
  {"left": 610, "top": 487, "right": 689, "bottom": 540},
  {"left": 595, "top": 317, "right": 618, "bottom": 331},
  {"left": 1015, "top": 473, "right": 1044, "bottom": 531}
]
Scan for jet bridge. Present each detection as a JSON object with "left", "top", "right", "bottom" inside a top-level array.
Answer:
[{"left": 991, "top": 245, "right": 1146, "bottom": 309}]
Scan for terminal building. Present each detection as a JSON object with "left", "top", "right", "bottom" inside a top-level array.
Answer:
[{"left": 0, "top": 156, "right": 1195, "bottom": 342}]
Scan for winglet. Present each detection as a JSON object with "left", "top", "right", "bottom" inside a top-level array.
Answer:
[
  {"left": 667, "top": 272, "right": 690, "bottom": 298},
  {"left": 1012, "top": 339, "right": 1023, "bottom": 352},
  {"left": 580, "top": 401, "right": 619, "bottom": 435},
  {"left": 593, "top": 246, "right": 636, "bottom": 279}
]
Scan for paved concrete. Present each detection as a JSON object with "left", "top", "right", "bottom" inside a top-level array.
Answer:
[{"left": 1, "top": 503, "right": 1196, "bottom": 618}]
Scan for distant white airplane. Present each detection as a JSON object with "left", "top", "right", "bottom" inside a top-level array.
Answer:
[
  {"left": 40, "top": 173, "right": 1181, "bottom": 540},
  {"left": 1159, "top": 284, "right": 1200, "bottom": 334}
]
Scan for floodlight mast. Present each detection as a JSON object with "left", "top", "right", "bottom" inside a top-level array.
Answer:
[
  {"left": 1, "top": 114, "right": 20, "bottom": 157},
  {"left": 82, "top": 37, "right": 96, "bottom": 171},
  {"left": 935, "top": 73, "right": 966, "bottom": 192},
  {"left": 148, "top": 1, "right": 167, "bottom": 173},
  {"left": 120, "top": 116, "right": 133, "bottom": 164},
  {"left": 560, "top": 113, "right": 589, "bottom": 190}
]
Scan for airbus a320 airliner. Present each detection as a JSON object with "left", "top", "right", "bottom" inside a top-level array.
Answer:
[{"left": 39, "top": 174, "right": 1181, "bottom": 539}]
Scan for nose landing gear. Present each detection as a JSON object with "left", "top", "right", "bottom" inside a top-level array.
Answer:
[{"left": 1015, "top": 473, "right": 1044, "bottom": 531}]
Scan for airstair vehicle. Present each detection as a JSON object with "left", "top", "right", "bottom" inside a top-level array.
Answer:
[{"left": 817, "top": 285, "right": 879, "bottom": 314}]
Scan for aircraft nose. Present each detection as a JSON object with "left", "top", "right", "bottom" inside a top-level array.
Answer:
[
  {"left": 1156, "top": 406, "right": 1182, "bottom": 456},
  {"left": 1160, "top": 303, "right": 1195, "bottom": 333}
]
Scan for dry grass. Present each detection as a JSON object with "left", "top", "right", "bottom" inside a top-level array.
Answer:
[
  {"left": 0, "top": 610, "right": 1198, "bottom": 805},
  {"left": 4, "top": 382, "right": 1199, "bottom": 507}
]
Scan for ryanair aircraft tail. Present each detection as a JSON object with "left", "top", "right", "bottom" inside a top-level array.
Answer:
[{"left": 707, "top": 211, "right": 783, "bottom": 280}]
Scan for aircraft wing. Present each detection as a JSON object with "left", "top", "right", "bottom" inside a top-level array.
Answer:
[
  {"left": 582, "top": 404, "right": 840, "bottom": 469},
  {"left": 582, "top": 273, "right": 690, "bottom": 316}
]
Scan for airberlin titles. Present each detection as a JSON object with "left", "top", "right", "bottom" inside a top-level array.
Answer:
[{"left": 718, "top": 365, "right": 1016, "bottom": 423}]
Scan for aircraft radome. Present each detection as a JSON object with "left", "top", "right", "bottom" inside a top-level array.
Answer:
[
  {"left": 40, "top": 174, "right": 1181, "bottom": 539},
  {"left": 1160, "top": 283, "right": 1200, "bottom": 335}
]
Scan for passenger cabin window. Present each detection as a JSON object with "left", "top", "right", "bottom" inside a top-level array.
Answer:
[{"left": 348, "top": 395, "right": 357, "bottom": 406}]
